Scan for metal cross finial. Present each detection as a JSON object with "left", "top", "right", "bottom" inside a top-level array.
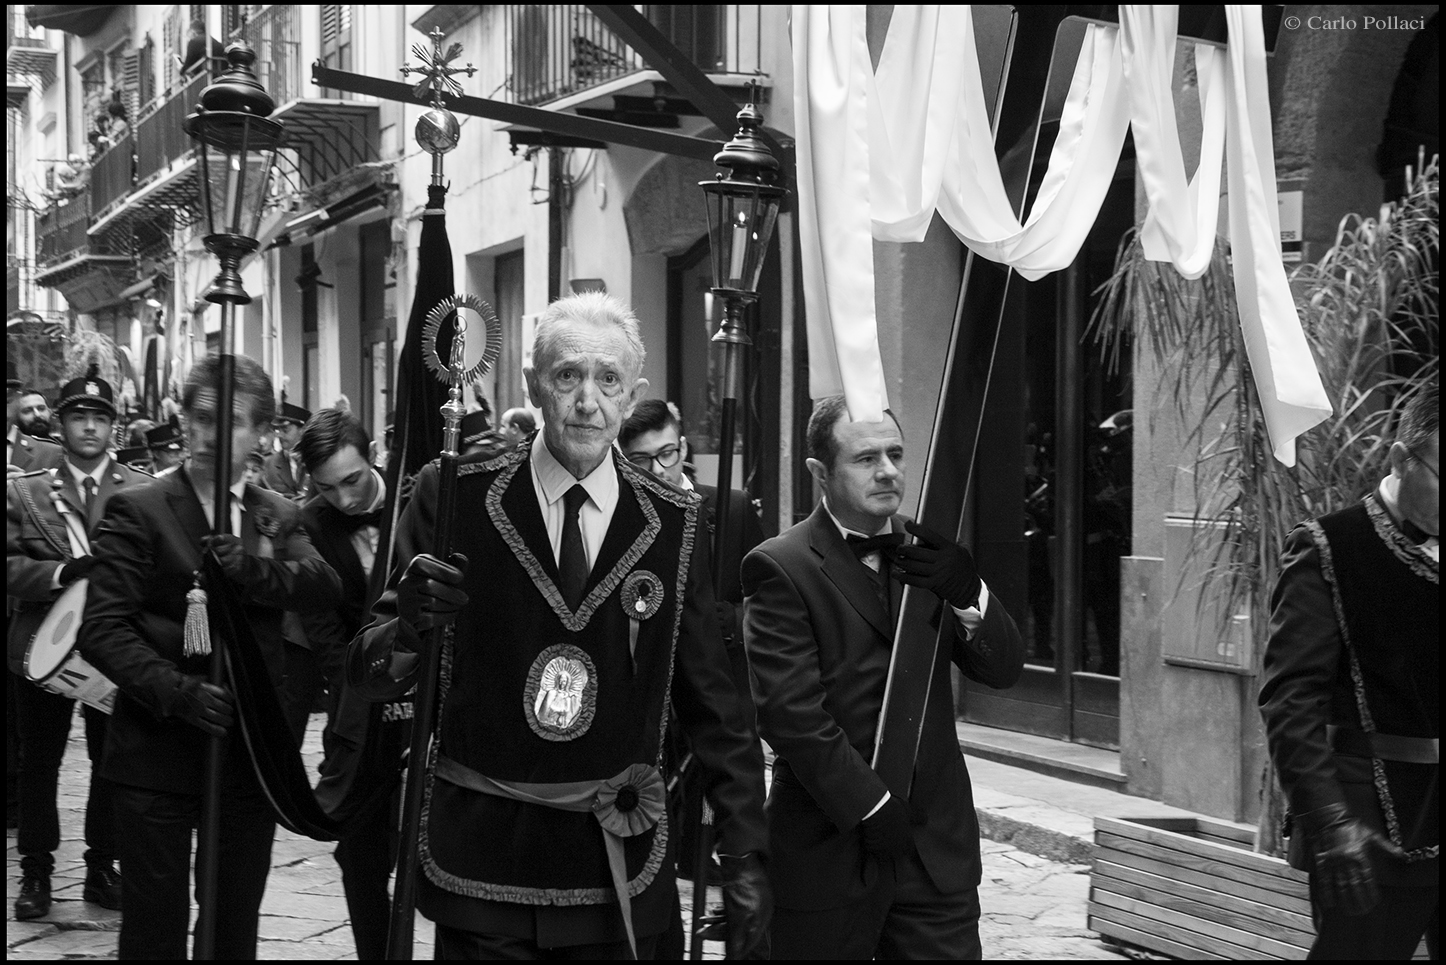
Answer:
[{"left": 400, "top": 26, "right": 476, "bottom": 108}]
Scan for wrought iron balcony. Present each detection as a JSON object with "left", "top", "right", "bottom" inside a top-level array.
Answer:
[
  {"left": 504, "top": 4, "right": 763, "bottom": 107},
  {"left": 36, "top": 189, "right": 92, "bottom": 269}
]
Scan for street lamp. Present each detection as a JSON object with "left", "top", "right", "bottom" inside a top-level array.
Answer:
[
  {"left": 697, "top": 95, "right": 785, "bottom": 576},
  {"left": 690, "top": 92, "right": 786, "bottom": 960},
  {"left": 183, "top": 39, "right": 282, "bottom": 961}
]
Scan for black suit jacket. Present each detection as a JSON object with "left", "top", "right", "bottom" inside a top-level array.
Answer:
[
  {"left": 743, "top": 503, "right": 1024, "bottom": 911},
  {"left": 7, "top": 458, "right": 148, "bottom": 672},
  {"left": 77, "top": 465, "right": 341, "bottom": 794},
  {"left": 298, "top": 495, "right": 379, "bottom": 663},
  {"left": 263, "top": 449, "right": 310, "bottom": 502}
]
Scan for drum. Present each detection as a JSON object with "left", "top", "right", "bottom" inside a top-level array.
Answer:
[{"left": 24, "top": 579, "right": 116, "bottom": 715}]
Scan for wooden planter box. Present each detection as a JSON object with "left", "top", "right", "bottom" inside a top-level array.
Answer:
[{"left": 1088, "top": 815, "right": 1313, "bottom": 960}]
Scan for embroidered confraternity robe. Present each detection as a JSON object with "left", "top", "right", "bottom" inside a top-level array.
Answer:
[
  {"left": 1261, "top": 494, "right": 1439, "bottom": 885},
  {"left": 351, "top": 439, "right": 766, "bottom": 939}
]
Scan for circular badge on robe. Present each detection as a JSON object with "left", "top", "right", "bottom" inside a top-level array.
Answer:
[
  {"left": 620, "top": 570, "right": 664, "bottom": 621},
  {"left": 524, "top": 644, "right": 598, "bottom": 742}
]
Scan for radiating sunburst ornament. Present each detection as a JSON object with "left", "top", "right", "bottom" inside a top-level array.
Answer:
[{"left": 422, "top": 293, "right": 502, "bottom": 386}]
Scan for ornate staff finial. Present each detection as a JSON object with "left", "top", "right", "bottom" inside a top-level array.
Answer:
[{"left": 401, "top": 27, "right": 477, "bottom": 186}]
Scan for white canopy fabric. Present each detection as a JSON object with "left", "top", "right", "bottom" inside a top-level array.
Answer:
[{"left": 794, "top": 4, "right": 1331, "bottom": 465}]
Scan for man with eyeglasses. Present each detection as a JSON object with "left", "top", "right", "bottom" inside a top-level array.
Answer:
[
  {"left": 619, "top": 399, "right": 768, "bottom": 955},
  {"left": 1260, "top": 376, "right": 1439, "bottom": 960}
]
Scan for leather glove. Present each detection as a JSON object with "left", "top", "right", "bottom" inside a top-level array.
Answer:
[
  {"left": 717, "top": 852, "right": 772, "bottom": 960},
  {"left": 860, "top": 793, "right": 914, "bottom": 858},
  {"left": 201, "top": 534, "right": 257, "bottom": 586},
  {"left": 173, "top": 674, "right": 235, "bottom": 738},
  {"left": 714, "top": 600, "right": 741, "bottom": 647},
  {"left": 1296, "top": 803, "right": 1404, "bottom": 916},
  {"left": 59, "top": 555, "right": 97, "bottom": 585},
  {"left": 892, "top": 520, "right": 982, "bottom": 609},
  {"left": 397, "top": 552, "right": 469, "bottom": 635}
]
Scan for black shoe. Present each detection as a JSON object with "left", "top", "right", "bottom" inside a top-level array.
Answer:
[
  {"left": 83, "top": 863, "right": 123, "bottom": 910},
  {"left": 14, "top": 872, "right": 51, "bottom": 920}
]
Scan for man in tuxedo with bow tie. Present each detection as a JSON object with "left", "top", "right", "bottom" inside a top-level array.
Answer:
[
  {"left": 743, "top": 395, "right": 1024, "bottom": 960},
  {"left": 1260, "top": 378, "right": 1439, "bottom": 959},
  {"left": 7, "top": 371, "right": 137, "bottom": 920},
  {"left": 288, "top": 406, "right": 400, "bottom": 959},
  {"left": 77, "top": 354, "right": 341, "bottom": 959}
]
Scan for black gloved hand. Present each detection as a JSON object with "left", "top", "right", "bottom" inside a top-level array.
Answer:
[
  {"left": 396, "top": 552, "right": 469, "bottom": 635},
  {"left": 59, "top": 555, "right": 96, "bottom": 585},
  {"left": 714, "top": 600, "right": 740, "bottom": 646},
  {"left": 859, "top": 793, "right": 914, "bottom": 858},
  {"left": 892, "top": 520, "right": 981, "bottom": 609},
  {"left": 1296, "top": 803, "right": 1404, "bottom": 916},
  {"left": 201, "top": 534, "right": 256, "bottom": 586},
  {"left": 173, "top": 674, "right": 235, "bottom": 738},
  {"left": 716, "top": 852, "right": 772, "bottom": 960}
]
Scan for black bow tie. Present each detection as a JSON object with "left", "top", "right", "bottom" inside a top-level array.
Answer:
[
  {"left": 847, "top": 532, "right": 905, "bottom": 559},
  {"left": 341, "top": 507, "right": 383, "bottom": 533}
]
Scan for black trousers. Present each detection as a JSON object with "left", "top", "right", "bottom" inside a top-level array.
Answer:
[
  {"left": 336, "top": 792, "right": 398, "bottom": 960},
  {"left": 769, "top": 847, "right": 982, "bottom": 960},
  {"left": 13, "top": 674, "right": 114, "bottom": 874},
  {"left": 435, "top": 923, "right": 658, "bottom": 960},
  {"left": 1308, "top": 878, "right": 1439, "bottom": 960},
  {"left": 111, "top": 766, "right": 276, "bottom": 960}
]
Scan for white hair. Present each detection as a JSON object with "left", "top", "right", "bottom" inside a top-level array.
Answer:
[{"left": 533, "top": 291, "right": 646, "bottom": 377}]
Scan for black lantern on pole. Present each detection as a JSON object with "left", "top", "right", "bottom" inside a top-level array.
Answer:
[
  {"left": 182, "top": 39, "right": 282, "bottom": 961},
  {"left": 689, "top": 91, "right": 786, "bottom": 960},
  {"left": 185, "top": 41, "right": 284, "bottom": 305}
]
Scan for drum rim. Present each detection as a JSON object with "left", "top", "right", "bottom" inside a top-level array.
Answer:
[{"left": 23, "top": 578, "right": 89, "bottom": 685}]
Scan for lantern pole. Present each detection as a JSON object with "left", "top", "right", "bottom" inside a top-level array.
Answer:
[
  {"left": 692, "top": 88, "right": 786, "bottom": 958},
  {"left": 184, "top": 40, "right": 281, "bottom": 960}
]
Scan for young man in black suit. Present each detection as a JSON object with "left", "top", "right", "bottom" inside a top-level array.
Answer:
[
  {"left": 290, "top": 406, "right": 399, "bottom": 960},
  {"left": 1260, "top": 379, "right": 1438, "bottom": 959},
  {"left": 743, "top": 395, "right": 1024, "bottom": 960},
  {"left": 77, "top": 354, "right": 341, "bottom": 959},
  {"left": 7, "top": 371, "right": 138, "bottom": 920}
]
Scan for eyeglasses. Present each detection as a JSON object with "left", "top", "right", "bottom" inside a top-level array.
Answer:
[{"left": 625, "top": 446, "right": 682, "bottom": 470}]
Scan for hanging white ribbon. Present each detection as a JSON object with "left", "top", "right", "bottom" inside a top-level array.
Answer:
[{"left": 793, "top": 4, "right": 1331, "bottom": 463}]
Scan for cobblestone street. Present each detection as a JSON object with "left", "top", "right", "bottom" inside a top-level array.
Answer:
[{"left": 8, "top": 713, "right": 1126, "bottom": 959}]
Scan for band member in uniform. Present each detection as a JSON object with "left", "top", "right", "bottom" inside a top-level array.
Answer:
[
  {"left": 1260, "top": 379, "right": 1438, "bottom": 959},
  {"left": 459, "top": 409, "right": 508, "bottom": 460},
  {"left": 145, "top": 417, "right": 186, "bottom": 474},
  {"left": 289, "top": 407, "right": 400, "bottom": 959},
  {"left": 7, "top": 370, "right": 134, "bottom": 920},
  {"left": 77, "top": 354, "right": 341, "bottom": 959},
  {"left": 8, "top": 380, "right": 63, "bottom": 476},
  {"left": 264, "top": 400, "right": 312, "bottom": 501},
  {"left": 115, "top": 446, "right": 153, "bottom": 473},
  {"left": 743, "top": 396, "right": 1024, "bottom": 960},
  {"left": 349, "top": 292, "right": 771, "bottom": 959}
]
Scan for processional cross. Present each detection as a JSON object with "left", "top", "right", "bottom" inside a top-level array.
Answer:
[{"left": 400, "top": 26, "right": 476, "bottom": 185}]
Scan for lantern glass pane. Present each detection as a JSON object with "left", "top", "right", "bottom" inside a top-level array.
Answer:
[{"left": 192, "top": 112, "right": 281, "bottom": 239}]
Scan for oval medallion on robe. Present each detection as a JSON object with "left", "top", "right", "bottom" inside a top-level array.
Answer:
[{"left": 524, "top": 644, "right": 598, "bottom": 741}]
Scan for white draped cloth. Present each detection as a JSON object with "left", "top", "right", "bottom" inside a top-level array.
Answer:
[{"left": 794, "top": 4, "right": 1331, "bottom": 465}]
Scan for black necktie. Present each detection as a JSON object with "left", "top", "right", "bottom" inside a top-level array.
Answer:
[
  {"left": 847, "top": 532, "right": 905, "bottom": 559},
  {"left": 559, "top": 485, "right": 590, "bottom": 610},
  {"left": 82, "top": 477, "right": 96, "bottom": 523}
]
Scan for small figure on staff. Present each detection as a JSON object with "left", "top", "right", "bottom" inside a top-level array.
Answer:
[
  {"left": 1260, "top": 378, "right": 1439, "bottom": 960},
  {"left": 349, "top": 292, "right": 772, "bottom": 959},
  {"left": 76, "top": 356, "right": 341, "bottom": 959}
]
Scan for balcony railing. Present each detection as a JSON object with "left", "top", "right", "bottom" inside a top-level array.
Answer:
[
  {"left": 237, "top": 4, "right": 302, "bottom": 107},
  {"left": 89, "top": 134, "right": 135, "bottom": 215},
  {"left": 36, "top": 189, "right": 91, "bottom": 267},
  {"left": 136, "top": 72, "right": 206, "bottom": 185},
  {"left": 504, "top": 4, "right": 763, "bottom": 107}
]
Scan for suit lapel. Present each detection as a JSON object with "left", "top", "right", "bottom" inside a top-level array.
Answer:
[
  {"left": 809, "top": 504, "right": 893, "bottom": 641},
  {"left": 89, "top": 458, "right": 121, "bottom": 531},
  {"left": 240, "top": 488, "right": 260, "bottom": 555},
  {"left": 321, "top": 505, "right": 368, "bottom": 591},
  {"left": 166, "top": 467, "right": 211, "bottom": 544},
  {"left": 498, "top": 457, "right": 561, "bottom": 585}
]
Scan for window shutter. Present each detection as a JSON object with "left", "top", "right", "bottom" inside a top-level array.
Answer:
[
  {"left": 163, "top": 6, "right": 180, "bottom": 91},
  {"left": 123, "top": 49, "right": 141, "bottom": 121},
  {"left": 139, "top": 37, "right": 156, "bottom": 109}
]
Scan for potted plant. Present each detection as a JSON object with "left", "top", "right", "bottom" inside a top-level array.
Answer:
[{"left": 1085, "top": 156, "right": 1438, "bottom": 959}]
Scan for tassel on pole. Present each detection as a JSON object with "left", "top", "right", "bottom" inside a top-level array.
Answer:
[{"left": 183, "top": 581, "right": 211, "bottom": 658}]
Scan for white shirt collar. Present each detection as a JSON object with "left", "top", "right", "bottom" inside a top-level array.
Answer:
[
  {"left": 1379, "top": 475, "right": 1440, "bottom": 555},
  {"left": 821, "top": 496, "right": 892, "bottom": 541},
  {"left": 530, "top": 435, "right": 618, "bottom": 515},
  {"left": 678, "top": 472, "right": 695, "bottom": 492},
  {"left": 66, "top": 456, "right": 109, "bottom": 488},
  {"left": 362, "top": 467, "right": 387, "bottom": 514}
]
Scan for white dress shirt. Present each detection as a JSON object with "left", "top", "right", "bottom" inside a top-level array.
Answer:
[
  {"left": 193, "top": 475, "right": 248, "bottom": 537},
  {"left": 530, "top": 438, "right": 620, "bottom": 573},
  {"left": 352, "top": 468, "right": 387, "bottom": 579}
]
